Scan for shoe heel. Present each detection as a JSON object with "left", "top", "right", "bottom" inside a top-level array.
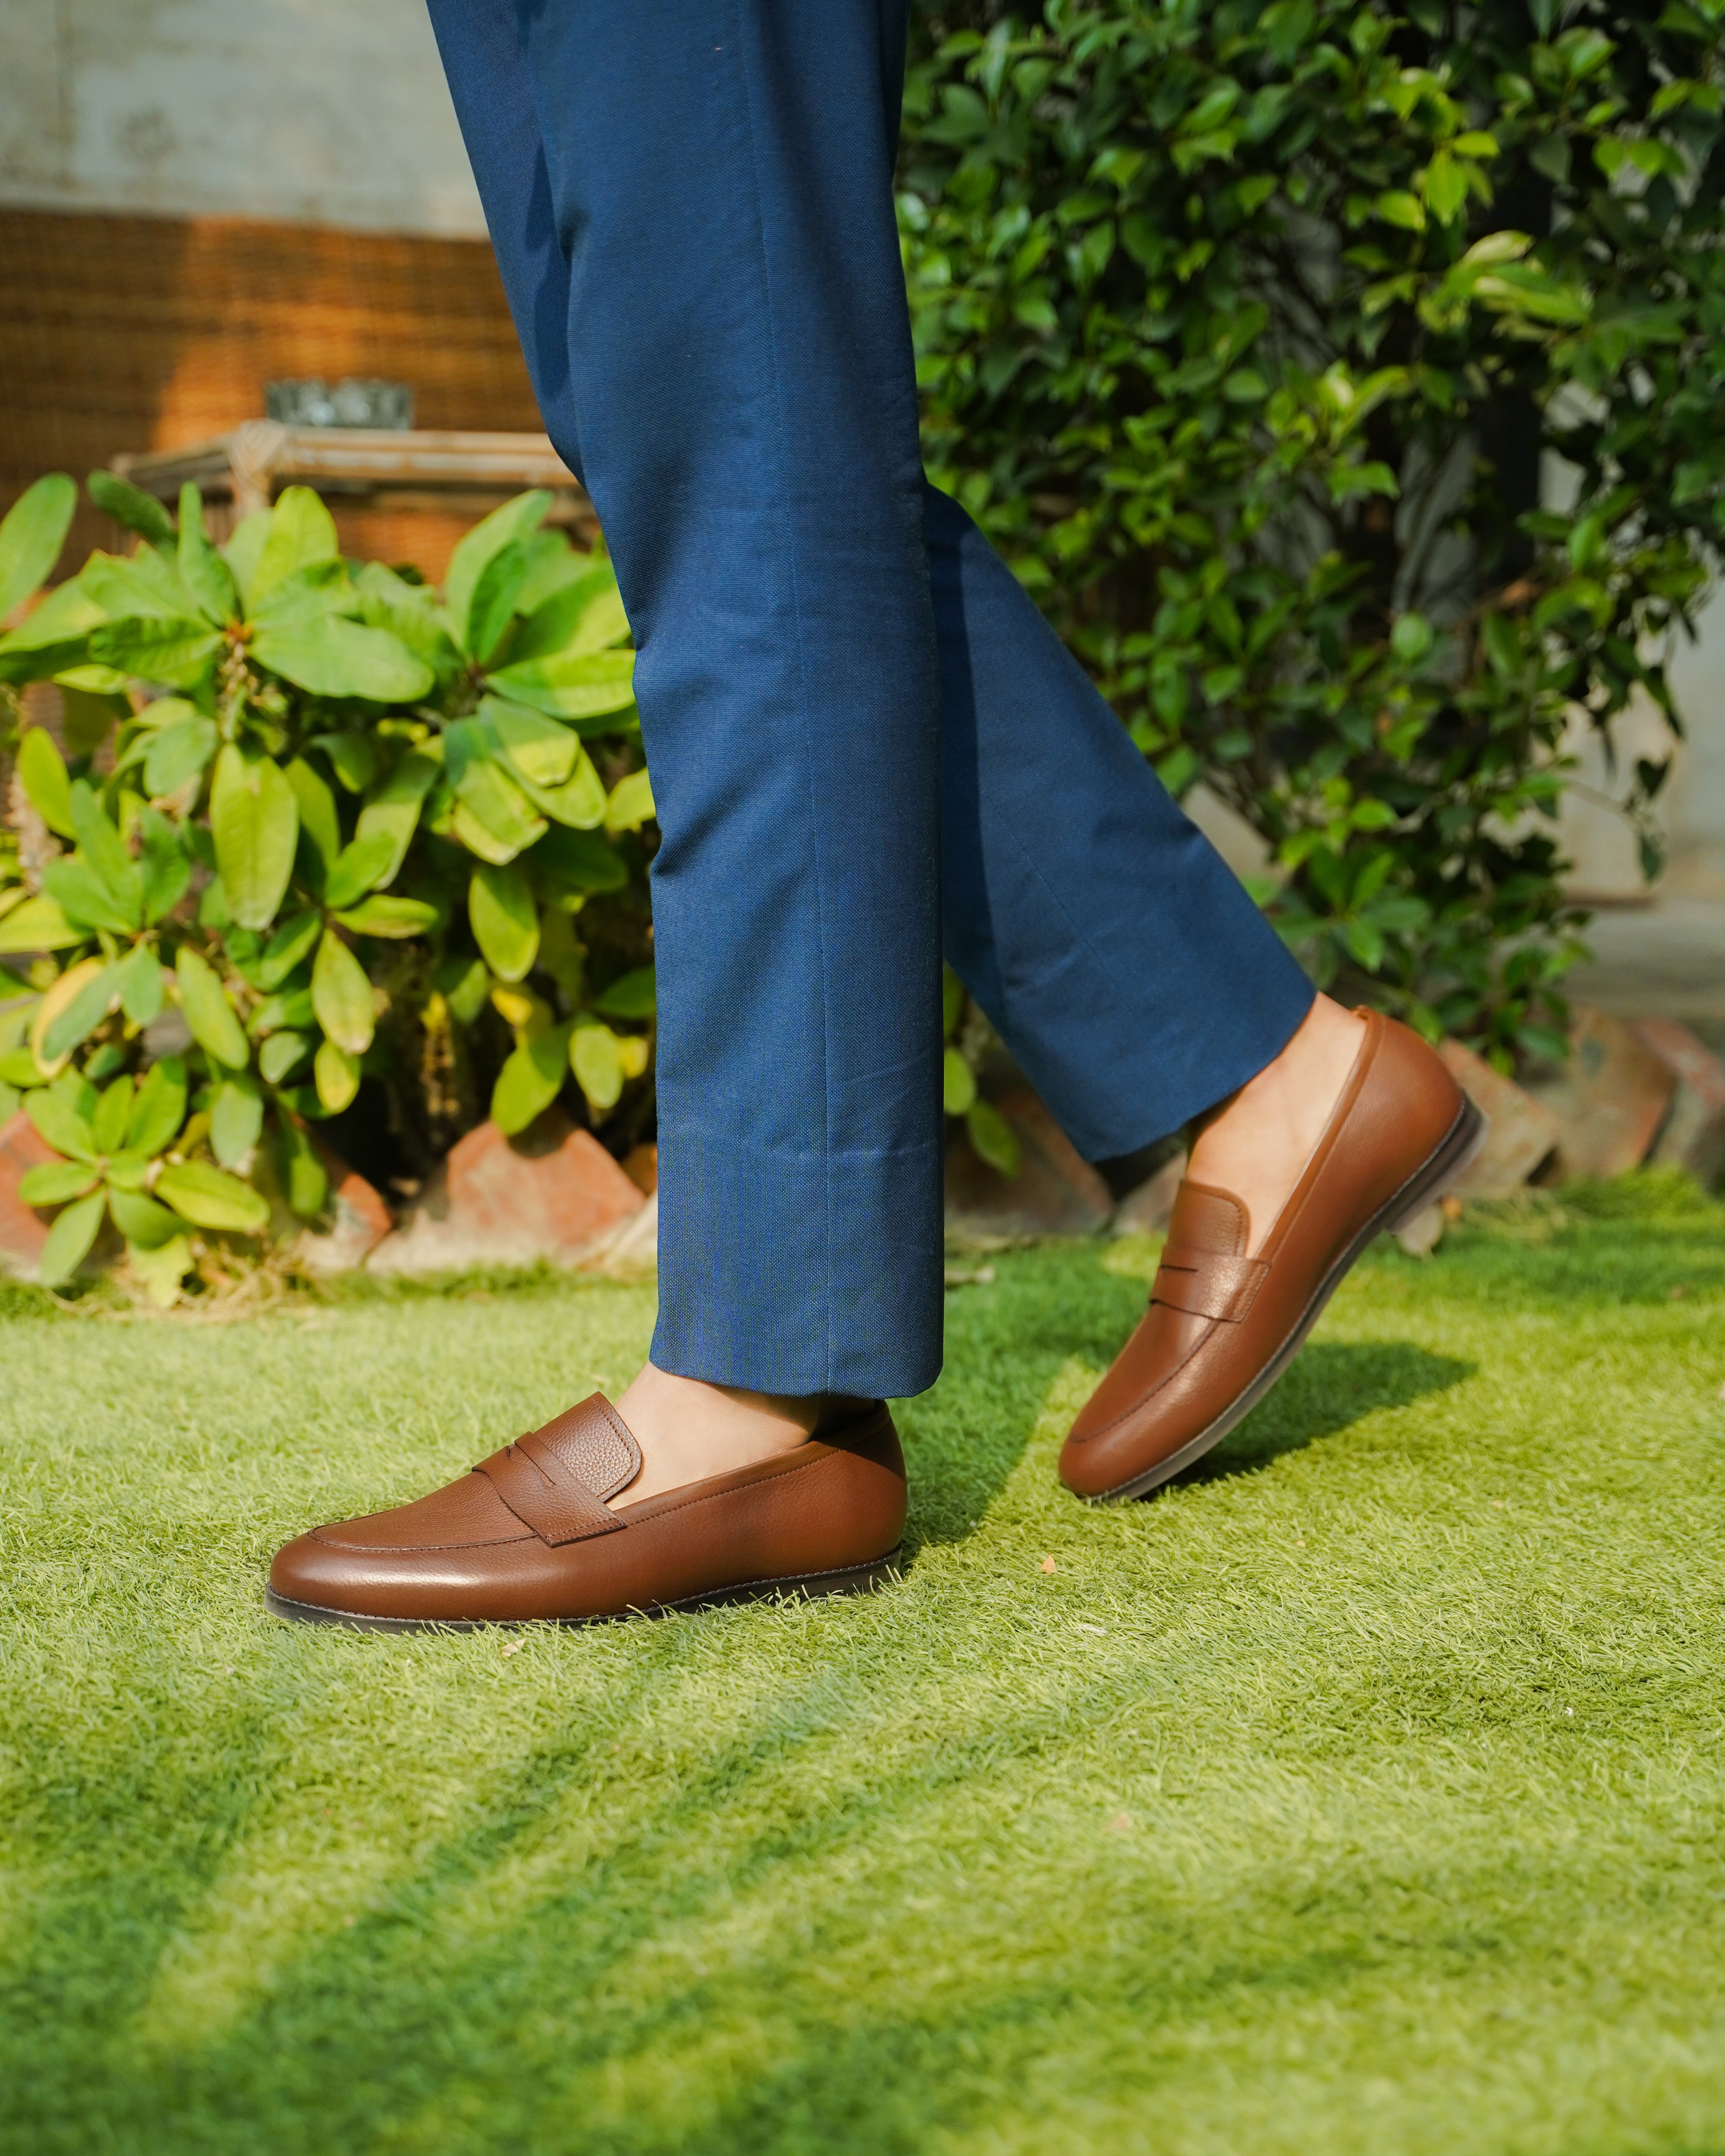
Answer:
[{"left": 1385, "top": 1097, "right": 1489, "bottom": 1233}]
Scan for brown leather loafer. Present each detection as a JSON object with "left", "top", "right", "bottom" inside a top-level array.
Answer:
[
  {"left": 266, "top": 1394, "right": 906, "bottom": 1631},
  {"left": 1060, "top": 1010, "right": 1486, "bottom": 1503}
]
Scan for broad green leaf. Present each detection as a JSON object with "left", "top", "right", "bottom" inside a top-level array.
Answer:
[
  {"left": 605, "top": 767, "right": 656, "bottom": 833},
  {"left": 484, "top": 696, "right": 578, "bottom": 785},
  {"left": 90, "top": 616, "right": 222, "bottom": 689},
  {"left": 491, "top": 1022, "right": 573, "bottom": 1136},
  {"left": 249, "top": 485, "right": 340, "bottom": 600},
  {"left": 112, "top": 944, "right": 166, "bottom": 1026},
  {"left": 258, "top": 907, "right": 322, "bottom": 990},
  {"left": 41, "top": 960, "right": 118, "bottom": 1062},
  {"left": 211, "top": 743, "right": 299, "bottom": 930},
  {"left": 943, "top": 1047, "right": 977, "bottom": 1116},
  {"left": 143, "top": 714, "right": 218, "bottom": 799},
  {"left": 592, "top": 965, "right": 656, "bottom": 1020},
  {"left": 138, "top": 807, "right": 191, "bottom": 926},
  {"left": 966, "top": 1100, "right": 1021, "bottom": 1176},
  {"left": 354, "top": 751, "right": 438, "bottom": 885},
  {"left": 38, "top": 1188, "right": 106, "bottom": 1284},
  {"left": 569, "top": 1021, "right": 624, "bottom": 1114},
  {"left": 259, "top": 1029, "right": 313, "bottom": 1084},
  {"left": 222, "top": 508, "right": 272, "bottom": 605},
  {"left": 32, "top": 957, "right": 107, "bottom": 1073},
  {"left": 435, "top": 954, "right": 491, "bottom": 1025},
  {"left": 176, "top": 482, "right": 239, "bottom": 624},
  {"left": 466, "top": 538, "right": 530, "bottom": 666},
  {"left": 0, "top": 893, "right": 85, "bottom": 953},
  {"left": 251, "top": 616, "right": 434, "bottom": 703},
  {"left": 453, "top": 755, "right": 546, "bottom": 863},
  {"left": 285, "top": 754, "right": 341, "bottom": 870},
  {"left": 314, "top": 1037, "right": 361, "bottom": 1113},
  {"left": 25, "top": 1085, "right": 97, "bottom": 1162},
  {"left": 308, "top": 732, "right": 379, "bottom": 795},
  {"left": 248, "top": 559, "right": 353, "bottom": 632},
  {"left": 41, "top": 858, "right": 135, "bottom": 936},
  {"left": 17, "top": 727, "right": 74, "bottom": 838},
  {"left": 69, "top": 779, "right": 144, "bottom": 927},
  {"left": 0, "top": 578, "right": 104, "bottom": 684},
  {"left": 87, "top": 468, "right": 176, "bottom": 554},
  {"left": 156, "top": 1159, "right": 270, "bottom": 1233},
  {"left": 469, "top": 863, "right": 539, "bottom": 982},
  {"left": 487, "top": 646, "right": 636, "bottom": 720},
  {"left": 0, "top": 472, "right": 76, "bottom": 619},
  {"left": 513, "top": 529, "right": 589, "bottom": 615},
  {"left": 516, "top": 747, "right": 607, "bottom": 830},
  {"left": 210, "top": 1076, "right": 264, "bottom": 1167},
  {"left": 101, "top": 1148, "right": 151, "bottom": 1192},
  {"left": 78, "top": 545, "right": 196, "bottom": 621},
  {"left": 444, "top": 491, "right": 552, "bottom": 656},
  {"left": 323, "top": 832, "right": 396, "bottom": 911},
  {"left": 126, "top": 1232, "right": 193, "bottom": 1304},
  {"left": 333, "top": 893, "right": 440, "bottom": 938},
  {"left": 108, "top": 1186, "right": 184, "bottom": 1250},
  {"left": 126, "top": 1055, "right": 188, "bottom": 1155},
  {"left": 249, "top": 987, "right": 315, "bottom": 1036},
  {"left": 530, "top": 826, "right": 629, "bottom": 894},
  {"left": 507, "top": 570, "right": 630, "bottom": 662},
  {"left": 19, "top": 1160, "right": 101, "bottom": 1206},
  {"left": 175, "top": 946, "right": 250, "bottom": 1069},
  {"left": 311, "top": 928, "right": 375, "bottom": 1055},
  {"left": 276, "top": 1118, "right": 329, "bottom": 1217},
  {"left": 91, "top": 1073, "right": 133, "bottom": 1154}
]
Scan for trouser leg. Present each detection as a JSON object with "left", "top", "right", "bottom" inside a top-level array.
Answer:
[
  {"left": 926, "top": 485, "right": 1313, "bottom": 1161},
  {"left": 427, "top": 0, "right": 946, "bottom": 1397},
  {"left": 424, "top": 0, "right": 1313, "bottom": 1403}
]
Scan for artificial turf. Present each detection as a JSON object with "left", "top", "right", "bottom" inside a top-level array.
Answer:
[{"left": 2, "top": 1172, "right": 1724, "bottom": 2155}]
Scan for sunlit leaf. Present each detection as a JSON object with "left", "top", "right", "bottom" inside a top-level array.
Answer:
[
  {"left": 175, "top": 946, "right": 250, "bottom": 1070},
  {"left": 156, "top": 1159, "right": 270, "bottom": 1233},
  {"left": 311, "top": 928, "right": 375, "bottom": 1055},
  {"left": 468, "top": 862, "right": 539, "bottom": 982}
]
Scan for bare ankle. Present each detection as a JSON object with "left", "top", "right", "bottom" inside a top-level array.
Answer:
[
  {"left": 1187, "top": 995, "right": 1367, "bottom": 1254},
  {"left": 611, "top": 1362, "right": 836, "bottom": 1507}
]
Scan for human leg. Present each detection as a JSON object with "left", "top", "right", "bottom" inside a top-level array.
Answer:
[{"left": 429, "top": 0, "right": 947, "bottom": 1418}]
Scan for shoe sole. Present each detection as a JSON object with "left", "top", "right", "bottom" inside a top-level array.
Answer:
[
  {"left": 1081, "top": 1095, "right": 1489, "bottom": 1505},
  {"left": 262, "top": 1547, "right": 905, "bottom": 1635}
]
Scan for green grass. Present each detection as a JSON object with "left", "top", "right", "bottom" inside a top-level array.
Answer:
[{"left": 4, "top": 1173, "right": 1725, "bottom": 2155}]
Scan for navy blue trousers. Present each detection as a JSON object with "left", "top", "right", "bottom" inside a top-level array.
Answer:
[{"left": 424, "top": 0, "right": 1314, "bottom": 1398}]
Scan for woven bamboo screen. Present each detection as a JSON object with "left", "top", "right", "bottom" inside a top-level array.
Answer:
[{"left": 0, "top": 207, "right": 541, "bottom": 578}]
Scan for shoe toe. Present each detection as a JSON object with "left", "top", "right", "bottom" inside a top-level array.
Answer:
[{"left": 268, "top": 1467, "right": 534, "bottom": 1618}]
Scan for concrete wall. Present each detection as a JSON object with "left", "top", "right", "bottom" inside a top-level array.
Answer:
[{"left": 0, "top": 0, "right": 485, "bottom": 236}]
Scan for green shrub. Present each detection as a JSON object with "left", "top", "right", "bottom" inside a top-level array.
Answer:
[
  {"left": 900, "top": 0, "right": 1725, "bottom": 1060},
  {"left": 0, "top": 472, "right": 656, "bottom": 1294}
]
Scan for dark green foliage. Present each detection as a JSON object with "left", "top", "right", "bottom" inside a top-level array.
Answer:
[{"left": 900, "top": 0, "right": 1725, "bottom": 1058}]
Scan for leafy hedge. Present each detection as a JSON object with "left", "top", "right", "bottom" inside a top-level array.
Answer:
[
  {"left": 900, "top": 0, "right": 1725, "bottom": 1060},
  {"left": 0, "top": 472, "right": 659, "bottom": 1294}
]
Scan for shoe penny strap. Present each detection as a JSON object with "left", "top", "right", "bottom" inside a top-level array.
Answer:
[
  {"left": 1151, "top": 1245, "right": 1272, "bottom": 1324},
  {"left": 475, "top": 1393, "right": 643, "bottom": 1546}
]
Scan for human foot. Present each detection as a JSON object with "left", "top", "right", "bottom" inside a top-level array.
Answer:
[
  {"left": 1186, "top": 994, "right": 1367, "bottom": 1255},
  {"left": 1062, "top": 1009, "right": 1484, "bottom": 1502},
  {"left": 267, "top": 1393, "right": 907, "bottom": 1630},
  {"left": 613, "top": 1363, "right": 872, "bottom": 1507}
]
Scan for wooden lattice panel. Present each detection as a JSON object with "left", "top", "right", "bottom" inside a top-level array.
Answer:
[{"left": 0, "top": 207, "right": 541, "bottom": 577}]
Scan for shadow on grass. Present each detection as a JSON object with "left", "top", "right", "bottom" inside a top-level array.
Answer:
[{"left": 1178, "top": 1340, "right": 1475, "bottom": 1489}]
